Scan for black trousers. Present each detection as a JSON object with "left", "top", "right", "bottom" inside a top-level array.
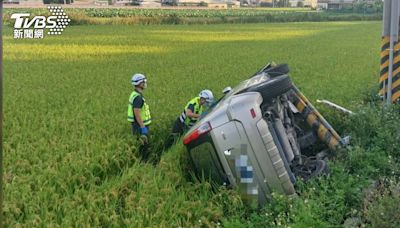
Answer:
[
  {"left": 171, "top": 118, "right": 186, "bottom": 135},
  {"left": 164, "top": 118, "right": 188, "bottom": 150},
  {"left": 131, "top": 123, "right": 150, "bottom": 160}
]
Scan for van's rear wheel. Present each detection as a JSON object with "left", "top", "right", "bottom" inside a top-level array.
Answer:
[
  {"left": 245, "top": 75, "right": 293, "bottom": 100},
  {"left": 293, "top": 159, "right": 329, "bottom": 181}
]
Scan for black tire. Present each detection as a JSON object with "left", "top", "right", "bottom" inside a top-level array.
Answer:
[
  {"left": 251, "top": 63, "right": 290, "bottom": 77},
  {"left": 306, "top": 160, "right": 329, "bottom": 179},
  {"left": 262, "top": 64, "right": 290, "bottom": 77},
  {"left": 243, "top": 75, "right": 293, "bottom": 100},
  {"left": 294, "top": 160, "right": 329, "bottom": 181}
]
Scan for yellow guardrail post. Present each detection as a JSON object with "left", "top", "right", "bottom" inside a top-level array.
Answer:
[
  {"left": 380, "top": 0, "right": 400, "bottom": 105},
  {"left": 291, "top": 86, "right": 342, "bottom": 150}
]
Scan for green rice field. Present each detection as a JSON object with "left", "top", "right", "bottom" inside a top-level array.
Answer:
[{"left": 5, "top": 21, "right": 399, "bottom": 226}]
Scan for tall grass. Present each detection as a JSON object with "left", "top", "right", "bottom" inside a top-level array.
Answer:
[{"left": 4, "top": 22, "right": 399, "bottom": 226}]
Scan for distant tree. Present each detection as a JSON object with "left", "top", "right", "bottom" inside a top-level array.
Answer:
[
  {"left": 199, "top": 1, "right": 207, "bottom": 6},
  {"left": 297, "top": 1, "right": 303, "bottom": 7},
  {"left": 276, "top": 0, "right": 288, "bottom": 7},
  {"left": 331, "top": 0, "right": 383, "bottom": 13},
  {"left": 372, "top": 0, "right": 383, "bottom": 12},
  {"left": 352, "top": 0, "right": 383, "bottom": 14}
]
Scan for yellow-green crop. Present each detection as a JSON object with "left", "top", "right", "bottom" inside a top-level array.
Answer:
[{"left": 3, "top": 21, "right": 381, "bottom": 226}]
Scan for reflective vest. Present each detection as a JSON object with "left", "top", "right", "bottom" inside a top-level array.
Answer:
[
  {"left": 179, "top": 97, "right": 203, "bottom": 127},
  {"left": 127, "top": 91, "right": 151, "bottom": 125}
]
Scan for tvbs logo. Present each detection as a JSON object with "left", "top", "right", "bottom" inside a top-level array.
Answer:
[{"left": 11, "top": 6, "right": 70, "bottom": 39}]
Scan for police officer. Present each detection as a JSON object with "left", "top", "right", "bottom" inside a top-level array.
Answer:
[
  {"left": 165, "top": 90, "right": 214, "bottom": 148},
  {"left": 128, "top": 73, "right": 151, "bottom": 160}
]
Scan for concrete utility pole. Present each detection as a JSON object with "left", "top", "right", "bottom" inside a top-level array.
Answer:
[{"left": 380, "top": 0, "right": 400, "bottom": 105}]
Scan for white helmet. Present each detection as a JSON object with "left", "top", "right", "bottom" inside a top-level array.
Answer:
[
  {"left": 131, "top": 73, "right": 147, "bottom": 86},
  {"left": 199, "top": 89, "right": 214, "bottom": 103}
]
